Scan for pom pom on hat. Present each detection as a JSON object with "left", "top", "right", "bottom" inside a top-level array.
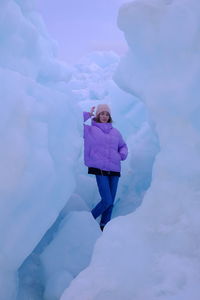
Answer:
[{"left": 95, "top": 104, "right": 111, "bottom": 117}]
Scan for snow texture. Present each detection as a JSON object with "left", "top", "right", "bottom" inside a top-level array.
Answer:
[
  {"left": 0, "top": 1, "right": 78, "bottom": 298},
  {"left": 61, "top": 0, "right": 200, "bottom": 299},
  {"left": 0, "top": 0, "right": 174, "bottom": 299}
]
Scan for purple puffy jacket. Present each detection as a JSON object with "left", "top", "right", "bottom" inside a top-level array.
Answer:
[{"left": 83, "top": 112, "right": 128, "bottom": 172}]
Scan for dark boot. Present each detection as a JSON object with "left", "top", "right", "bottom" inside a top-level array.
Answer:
[{"left": 100, "top": 225, "right": 105, "bottom": 231}]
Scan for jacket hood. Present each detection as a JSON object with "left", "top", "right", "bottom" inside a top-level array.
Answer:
[{"left": 92, "top": 119, "right": 113, "bottom": 134}]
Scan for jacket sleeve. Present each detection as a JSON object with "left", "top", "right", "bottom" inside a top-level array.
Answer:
[
  {"left": 83, "top": 111, "right": 91, "bottom": 122},
  {"left": 118, "top": 133, "right": 128, "bottom": 161},
  {"left": 83, "top": 112, "right": 91, "bottom": 138}
]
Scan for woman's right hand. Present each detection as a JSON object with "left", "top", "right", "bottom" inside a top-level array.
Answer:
[{"left": 90, "top": 106, "right": 95, "bottom": 116}]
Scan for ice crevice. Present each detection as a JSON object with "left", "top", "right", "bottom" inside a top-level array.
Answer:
[
  {"left": 61, "top": 1, "right": 200, "bottom": 299},
  {"left": 16, "top": 49, "right": 158, "bottom": 300},
  {"left": 7, "top": 0, "right": 199, "bottom": 299}
]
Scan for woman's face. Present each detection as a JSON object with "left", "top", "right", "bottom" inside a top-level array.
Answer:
[{"left": 99, "top": 111, "right": 110, "bottom": 123}]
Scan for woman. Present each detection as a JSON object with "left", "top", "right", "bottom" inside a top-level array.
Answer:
[{"left": 83, "top": 104, "right": 128, "bottom": 231}]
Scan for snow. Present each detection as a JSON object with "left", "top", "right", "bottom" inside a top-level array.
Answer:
[
  {"left": 0, "top": 1, "right": 79, "bottom": 298},
  {"left": 61, "top": 0, "right": 200, "bottom": 299},
  {"left": 40, "top": 212, "right": 101, "bottom": 300},
  {"left": 1, "top": 0, "right": 156, "bottom": 295},
  {"left": 3, "top": 0, "right": 198, "bottom": 299}
]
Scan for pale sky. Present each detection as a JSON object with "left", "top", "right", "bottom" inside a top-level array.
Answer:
[{"left": 35, "top": 0, "right": 128, "bottom": 65}]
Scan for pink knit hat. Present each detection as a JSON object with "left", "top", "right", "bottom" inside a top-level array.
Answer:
[{"left": 95, "top": 104, "right": 111, "bottom": 117}]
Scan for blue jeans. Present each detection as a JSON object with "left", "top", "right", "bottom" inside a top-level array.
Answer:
[{"left": 91, "top": 175, "right": 119, "bottom": 226}]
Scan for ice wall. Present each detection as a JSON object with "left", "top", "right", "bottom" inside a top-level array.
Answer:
[
  {"left": 0, "top": 1, "right": 79, "bottom": 299},
  {"left": 61, "top": 1, "right": 200, "bottom": 299}
]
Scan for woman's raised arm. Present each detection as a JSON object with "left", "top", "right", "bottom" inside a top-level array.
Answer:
[{"left": 83, "top": 106, "right": 95, "bottom": 123}]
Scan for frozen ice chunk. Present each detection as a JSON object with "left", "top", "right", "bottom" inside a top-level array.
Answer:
[
  {"left": 44, "top": 271, "right": 73, "bottom": 300},
  {"left": 41, "top": 212, "right": 101, "bottom": 299}
]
